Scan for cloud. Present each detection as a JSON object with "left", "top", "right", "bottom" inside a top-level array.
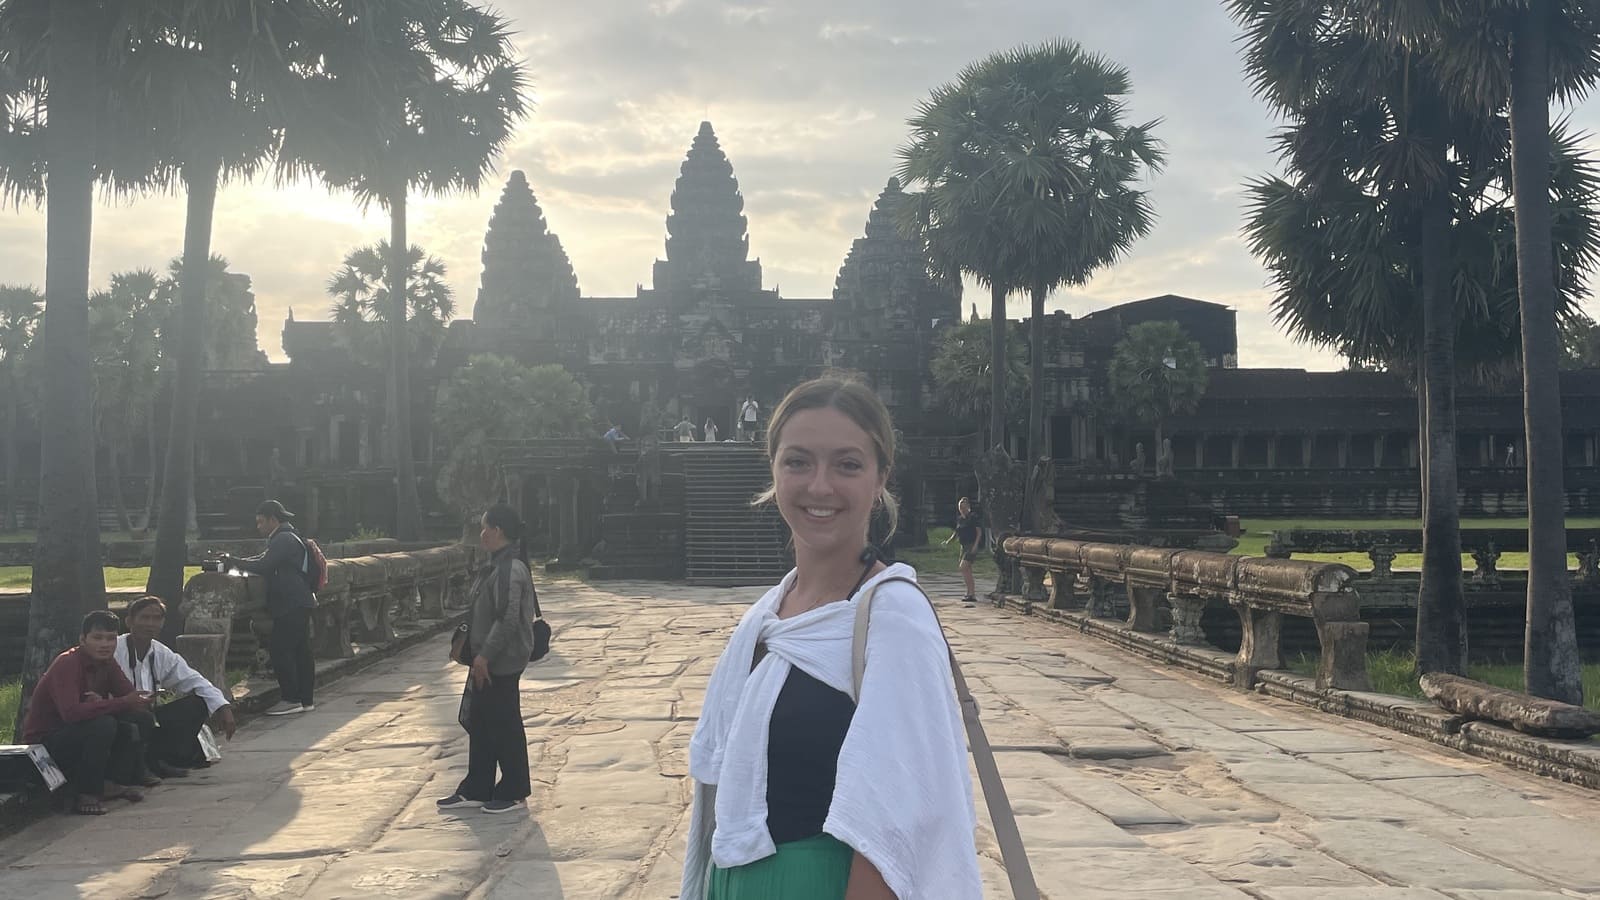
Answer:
[{"left": 0, "top": 0, "right": 1425, "bottom": 370}]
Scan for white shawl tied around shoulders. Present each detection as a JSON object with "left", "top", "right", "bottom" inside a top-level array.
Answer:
[{"left": 682, "top": 563, "right": 980, "bottom": 900}]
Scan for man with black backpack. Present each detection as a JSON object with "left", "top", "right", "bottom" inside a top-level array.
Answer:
[{"left": 219, "top": 500, "right": 318, "bottom": 717}]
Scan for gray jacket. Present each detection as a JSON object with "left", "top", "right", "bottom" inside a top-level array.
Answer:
[
  {"left": 467, "top": 545, "right": 536, "bottom": 677},
  {"left": 233, "top": 523, "right": 317, "bottom": 616}
]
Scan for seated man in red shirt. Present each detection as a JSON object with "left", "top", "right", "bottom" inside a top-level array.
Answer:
[{"left": 21, "top": 610, "right": 160, "bottom": 815}]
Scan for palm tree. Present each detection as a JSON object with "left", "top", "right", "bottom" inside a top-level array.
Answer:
[
  {"left": 0, "top": 285, "right": 42, "bottom": 532},
  {"left": 1106, "top": 321, "right": 1208, "bottom": 452},
  {"left": 285, "top": 0, "right": 527, "bottom": 540},
  {"left": 0, "top": 0, "right": 111, "bottom": 735},
  {"left": 954, "top": 42, "right": 1164, "bottom": 470},
  {"left": 327, "top": 241, "right": 456, "bottom": 374},
  {"left": 134, "top": 1, "right": 309, "bottom": 617},
  {"left": 1503, "top": 2, "right": 1593, "bottom": 702},
  {"left": 929, "top": 317, "right": 1030, "bottom": 433},
  {"left": 1222, "top": 0, "right": 1548, "bottom": 672},
  {"left": 899, "top": 74, "right": 1028, "bottom": 453},
  {"left": 89, "top": 271, "right": 166, "bottom": 536}
]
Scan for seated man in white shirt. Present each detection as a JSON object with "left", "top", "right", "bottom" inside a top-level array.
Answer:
[{"left": 117, "top": 595, "right": 237, "bottom": 777}]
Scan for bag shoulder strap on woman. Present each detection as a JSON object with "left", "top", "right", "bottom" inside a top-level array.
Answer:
[{"left": 851, "top": 577, "right": 1039, "bottom": 900}]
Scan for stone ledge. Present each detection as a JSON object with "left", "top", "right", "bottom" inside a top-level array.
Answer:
[
  {"left": 991, "top": 593, "right": 1600, "bottom": 791},
  {"left": 0, "top": 608, "right": 466, "bottom": 835}
]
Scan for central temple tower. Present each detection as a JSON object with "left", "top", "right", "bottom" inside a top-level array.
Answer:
[{"left": 650, "top": 121, "right": 763, "bottom": 299}]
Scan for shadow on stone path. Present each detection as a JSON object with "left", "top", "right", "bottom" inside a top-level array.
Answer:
[{"left": 1, "top": 573, "right": 1597, "bottom": 898}]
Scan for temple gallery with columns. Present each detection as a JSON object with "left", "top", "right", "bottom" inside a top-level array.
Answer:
[{"left": 3, "top": 120, "right": 1597, "bottom": 543}]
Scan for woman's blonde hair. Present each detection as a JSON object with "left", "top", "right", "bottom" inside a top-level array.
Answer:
[{"left": 754, "top": 375, "right": 898, "bottom": 538}]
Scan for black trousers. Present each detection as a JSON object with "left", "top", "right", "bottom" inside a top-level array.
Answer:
[
  {"left": 41, "top": 709, "right": 154, "bottom": 796},
  {"left": 151, "top": 694, "right": 209, "bottom": 766},
  {"left": 455, "top": 673, "right": 529, "bottom": 802},
  {"left": 270, "top": 608, "right": 315, "bottom": 706}
]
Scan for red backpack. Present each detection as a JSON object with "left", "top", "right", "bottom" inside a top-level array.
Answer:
[{"left": 299, "top": 535, "right": 329, "bottom": 593}]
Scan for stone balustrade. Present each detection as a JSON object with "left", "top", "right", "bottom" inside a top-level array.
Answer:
[
  {"left": 178, "top": 545, "right": 480, "bottom": 690},
  {"left": 1002, "top": 536, "right": 1369, "bottom": 692}
]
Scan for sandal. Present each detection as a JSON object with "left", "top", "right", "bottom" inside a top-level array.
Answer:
[{"left": 74, "top": 796, "right": 107, "bottom": 816}]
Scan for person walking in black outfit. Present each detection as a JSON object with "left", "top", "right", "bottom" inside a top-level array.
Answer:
[
  {"left": 437, "top": 503, "right": 537, "bottom": 815},
  {"left": 220, "top": 500, "right": 316, "bottom": 716},
  {"left": 942, "top": 496, "right": 984, "bottom": 603}
]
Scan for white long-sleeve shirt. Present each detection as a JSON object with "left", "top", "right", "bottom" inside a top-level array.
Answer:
[{"left": 115, "top": 635, "right": 232, "bottom": 715}]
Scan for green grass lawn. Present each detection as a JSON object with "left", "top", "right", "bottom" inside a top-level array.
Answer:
[
  {"left": 0, "top": 566, "right": 201, "bottom": 591},
  {"left": 1287, "top": 650, "right": 1600, "bottom": 711},
  {"left": 898, "top": 527, "right": 997, "bottom": 579},
  {"left": 0, "top": 678, "right": 16, "bottom": 744},
  {"left": 1232, "top": 517, "right": 1600, "bottom": 571}
]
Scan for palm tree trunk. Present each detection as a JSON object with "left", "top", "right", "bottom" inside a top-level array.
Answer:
[
  {"left": 19, "top": 0, "right": 107, "bottom": 738},
  {"left": 140, "top": 393, "right": 160, "bottom": 532},
  {"left": 1511, "top": 2, "right": 1582, "bottom": 703},
  {"left": 109, "top": 438, "right": 133, "bottom": 536},
  {"left": 988, "top": 282, "right": 1008, "bottom": 453},
  {"left": 389, "top": 188, "right": 423, "bottom": 541},
  {"left": 1026, "top": 283, "right": 1047, "bottom": 526},
  {"left": 148, "top": 158, "right": 219, "bottom": 638},
  {"left": 1416, "top": 189, "right": 1468, "bottom": 676},
  {"left": 3, "top": 375, "right": 17, "bottom": 532}
]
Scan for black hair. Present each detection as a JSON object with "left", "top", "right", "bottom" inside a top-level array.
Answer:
[
  {"left": 127, "top": 595, "right": 167, "bottom": 619},
  {"left": 483, "top": 502, "right": 530, "bottom": 569},
  {"left": 81, "top": 610, "right": 121, "bottom": 637}
]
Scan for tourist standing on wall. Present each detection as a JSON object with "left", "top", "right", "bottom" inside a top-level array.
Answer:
[
  {"left": 738, "top": 395, "right": 760, "bottom": 441},
  {"left": 942, "top": 496, "right": 983, "bottom": 603},
  {"left": 703, "top": 418, "right": 719, "bottom": 443},
  {"left": 676, "top": 415, "right": 698, "bottom": 443},
  {"left": 682, "top": 377, "right": 979, "bottom": 900},
  {"left": 437, "top": 503, "right": 536, "bottom": 815},
  {"left": 219, "top": 500, "right": 317, "bottom": 717}
]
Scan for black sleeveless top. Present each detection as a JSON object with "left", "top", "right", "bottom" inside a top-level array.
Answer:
[{"left": 765, "top": 666, "right": 856, "bottom": 844}]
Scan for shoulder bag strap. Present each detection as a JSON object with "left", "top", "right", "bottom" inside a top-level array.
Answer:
[{"left": 852, "top": 577, "right": 1040, "bottom": 900}]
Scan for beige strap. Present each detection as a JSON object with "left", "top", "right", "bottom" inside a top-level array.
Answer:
[{"left": 852, "top": 578, "right": 1039, "bottom": 900}]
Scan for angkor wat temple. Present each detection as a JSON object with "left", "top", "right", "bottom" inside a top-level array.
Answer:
[{"left": 4, "top": 121, "right": 1599, "bottom": 566}]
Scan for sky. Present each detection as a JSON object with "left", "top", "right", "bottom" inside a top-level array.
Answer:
[{"left": 3, "top": 0, "right": 1598, "bottom": 368}]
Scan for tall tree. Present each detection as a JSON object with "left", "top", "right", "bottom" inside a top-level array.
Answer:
[
  {"left": 929, "top": 317, "right": 1030, "bottom": 433},
  {"left": 327, "top": 241, "right": 456, "bottom": 375},
  {"left": 0, "top": 284, "right": 43, "bottom": 532},
  {"left": 1499, "top": 0, "right": 1600, "bottom": 703},
  {"left": 88, "top": 271, "right": 164, "bottom": 536},
  {"left": 1229, "top": 0, "right": 1600, "bottom": 676},
  {"left": 953, "top": 42, "right": 1164, "bottom": 474},
  {"left": 137, "top": 1, "right": 307, "bottom": 617},
  {"left": 287, "top": 0, "right": 527, "bottom": 540},
  {"left": 0, "top": 0, "right": 110, "bottom": 736},
  {"left": 1106, "top": 321, "right": 1209, "bottom": 452},
  {"left": 1562, "top": 311, "right": 1600, "bottom": 367}
]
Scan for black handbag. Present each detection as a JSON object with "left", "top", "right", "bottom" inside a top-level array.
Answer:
[
  {"left": 450, "top": 621, "right": 473, "bottom": 666},
  {"left": 530, "top": 582, "right": 551, "bottom": 663}
]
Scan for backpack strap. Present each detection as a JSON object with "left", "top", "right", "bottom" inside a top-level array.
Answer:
[{"left": 851, "top": 576, "right": 1040, "bottom": 900}]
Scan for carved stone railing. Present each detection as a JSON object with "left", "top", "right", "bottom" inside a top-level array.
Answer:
[
  {"left": 1003, "top": 536, "right": 1369, "bottom": 692},
  {"left": 177, "top": 545, "right": 479, "bottom": 680}
]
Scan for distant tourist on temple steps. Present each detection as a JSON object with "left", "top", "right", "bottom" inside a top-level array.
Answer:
[
  {"left": 1504, "top": 442, "right": 1518, "bottom": 467},
  {"left": 703, "top": 418, "right": 719, "bottom": 443},
  {"left": 602, "top": 423, "right": 627, "bottom": 453},
  {"left": 436, "top": 503, "right": 537, "bottom": 815},
  {"left": 738, "top": 395, "right": 760, "bottom": 441},
  {"left": 676, "top": 415, "right": 698, "bottom": 442},
  {"left": 217, "top": 500, "right": 316, "bottom": 717},
  {"left": 682, "top": 376, "right": 981, "bottom": 900},
  {"left": 943, "top": 496, "right": 983, "bottom": 603},
  {"left": 22, "top": 610, "right": 161, "bottom": 815},
  {"left": 117, "top": 595, "right": 236, "bottom": 776}
]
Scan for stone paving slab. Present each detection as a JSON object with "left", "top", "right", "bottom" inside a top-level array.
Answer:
[{"left": 0, "top": 575, "right": 1595, "bottom": 899}]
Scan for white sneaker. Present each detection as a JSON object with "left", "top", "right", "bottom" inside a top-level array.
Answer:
[
  {"left": 300, "top": 704, "right": 315, "bottom": 711},
  {"left": 264, "top": 702, "right": 304, "bottom": 716}
]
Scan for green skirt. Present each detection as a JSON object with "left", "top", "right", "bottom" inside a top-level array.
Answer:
[{"left": 706, "top": 833, "right": 854, "bottom": 900}]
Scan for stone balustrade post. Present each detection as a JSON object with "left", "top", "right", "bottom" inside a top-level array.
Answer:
[
  {"left": 1367, "top": 547, "right": 1397, "bottom": 579},
  {"left": 1169, "top": 594, "right": 1208, "bottom": 645},
  {"left": 1233, "top": 604, "right": 1283, "bottom": 690},
  {"left": 1470, "top": 545, "right": 1502, "bottom": 586},
  {"left": 1022, "top": 565, "right": 1048, "bottom": 604},
  {"left": 1124, "top": 584, "right": 1165, "bottom": 633},
  {"left": 1048, "top": 571, "right": 1085, "bottom": 610}
]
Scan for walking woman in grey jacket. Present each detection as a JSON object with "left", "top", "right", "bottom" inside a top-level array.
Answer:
[{"left": 438, "top": 503, "right": 537, "bottom": 814}]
